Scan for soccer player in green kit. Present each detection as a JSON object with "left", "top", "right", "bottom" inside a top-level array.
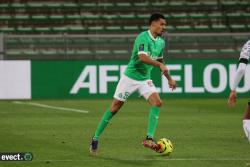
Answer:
[{"left": 90, "top": 13, "right": 177, "bottom": 155}]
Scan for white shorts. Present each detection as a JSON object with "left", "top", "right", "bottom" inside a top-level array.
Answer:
[{"left": 113, "top": 75, "right": 157, "bottom": 102}]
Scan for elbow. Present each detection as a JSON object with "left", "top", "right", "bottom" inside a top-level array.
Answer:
[
  {"left": 237, "top": 63, "right": 247, "bottom": 74},
  {"left": 139, "top": 54, "right": 146, "bottom": 62}
]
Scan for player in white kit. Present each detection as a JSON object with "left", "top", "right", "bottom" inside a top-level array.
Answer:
[{"left": 228, "top": 40, "right": 250, "bottom": 142}]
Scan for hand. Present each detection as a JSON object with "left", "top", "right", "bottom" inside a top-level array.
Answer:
[
  {"left": 228, "top": 90, "right": 237, "bottom": 107},
  {"left": 168, "top": 79, "right": 177, "bottom": 91}
]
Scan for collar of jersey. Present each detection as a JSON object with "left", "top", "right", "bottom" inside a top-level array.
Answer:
[{"left": 147, "top": 30, "right": 157, "bottom": 41}]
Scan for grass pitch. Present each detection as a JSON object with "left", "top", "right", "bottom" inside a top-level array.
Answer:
[{"left": 0, "top": 98, "right": 250, "bottom": 167}]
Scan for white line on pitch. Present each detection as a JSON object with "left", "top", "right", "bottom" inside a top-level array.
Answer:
[
  {"left": 34, "top": 158, "right": 250, "bottom": 162},
  {"left": 13, "top": 101, "right": 89, "bottom": 113}
]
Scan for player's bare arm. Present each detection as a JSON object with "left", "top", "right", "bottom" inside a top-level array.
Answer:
[
  {"left": 157, "top": 58, "right": 177, "bottom": 90},
  {"left": 139, "top": 54, "right": 176, "bottom": 90},
  {"left": 157, "top": 57, "right": 164, "bottom": 63},
  {"left": 228, "top": 90, "right": 237, "bottom": 107},
  {"left": 228, "top": 58, "right": 248, "bottom": 107},
  {"left": 139, "top": 53, "right": 162, "bottom": 67}
]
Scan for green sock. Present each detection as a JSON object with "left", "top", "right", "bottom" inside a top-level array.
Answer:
[
  {"left": 93, "top": 109, "right": 114, "bottom": 140},
  {"left": 147, "top": 106, "right": 160, "bottom": 138}
]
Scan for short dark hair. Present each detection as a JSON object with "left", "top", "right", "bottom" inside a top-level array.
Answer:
[{"left": 149, "top": 13, "right": 165, "bottom": 25}]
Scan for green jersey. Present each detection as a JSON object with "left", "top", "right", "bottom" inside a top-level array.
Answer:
[{"left": 124, "top": 30, "right": 165, "bottom": 81}]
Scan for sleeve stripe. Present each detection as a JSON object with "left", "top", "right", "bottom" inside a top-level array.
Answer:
[
  {"left": 239, "top": 58, "right": 248, "bottom": 64},
  {"left": 138, "top": 51, "right": 149, "bottom": 56}
]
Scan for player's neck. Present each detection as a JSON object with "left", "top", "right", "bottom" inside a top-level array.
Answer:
[{"left": 148, "top": 29, "right": 157, "bottom": 40}]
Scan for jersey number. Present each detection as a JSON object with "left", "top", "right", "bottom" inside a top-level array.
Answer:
[{"left": 118, "top": 92, "right": 130, "bottom": 100}]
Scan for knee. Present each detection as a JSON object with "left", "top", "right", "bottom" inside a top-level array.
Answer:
[
  {"left": 109, "top": 99, "right": 124, "bottom": 114},
  {"left": 109, "top": 106, "right": 120, "bottom": 114},
  {"left": 153, "top": 100, "right": 163, "bottom": 107}
]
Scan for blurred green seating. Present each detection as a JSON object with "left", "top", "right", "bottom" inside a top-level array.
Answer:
[
  {"left": 219, "top": 49, "right": 239, "bottom": 55},
  {"left": 184, "top": 49, "right": 201, "bottom": 54},
  {"left": 168, "top": 49, "right": 183, "bottom": 55},
  {"left": 201, "top": 49, "right": 218, "bottom": 54},
  {"left": 0, "top": 27, "right": 16, "bottom": 33},
  {"left": 4, "top": 42, "right": 242, "bottom": 60},
  {"left": 0, "top": 15, "right": 12, "bottom": 21},
  {"left": 211, "top": 25, "right": 229, "bottom": 32},
  {"left": 116, "top": 2, "right": 132, "bottom": 8},
  {"left": 1, "top": 24, "right": 249, "bottom": 34},
  {"left": 230, "top": 25, "right": 248, "bottom": 31},
  {"left": 80, "top": 3, "right": 97, "bottom": 8},
  {"left": 0, "top": 1, "right": 249, "bottom": 34},
  {"left": 1, "top": 12, "right": 243, "bottom": 21},
  {"left": 151, "top": 1, "right": 168, "bottom": 7},
  {"left": 168, "top": 48, "right": 240, "bottom": 57}
]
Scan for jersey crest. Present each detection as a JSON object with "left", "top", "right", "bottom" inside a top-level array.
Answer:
[{"left": 139, "top": 44, "right": 144, "bottom": 51}]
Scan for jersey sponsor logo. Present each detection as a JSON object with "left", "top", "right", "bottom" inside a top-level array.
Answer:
[
  {"left": 70, "top": 63, "right": 250, "bottom": 95},
  {"left": 139, "top": 44, "right": 144, "bottom": 51}
]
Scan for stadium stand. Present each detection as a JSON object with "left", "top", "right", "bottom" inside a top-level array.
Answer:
[
  {"left": 0, "top": 0, "right": 249, "bottom": 34},
  {"left": 0, "top": 0, "right": 249, "bottom": 59}
]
